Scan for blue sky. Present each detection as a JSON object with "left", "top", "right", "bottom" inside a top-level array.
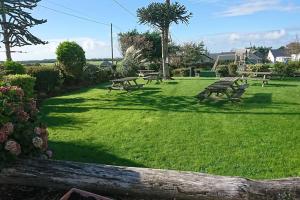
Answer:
[{"left": 2, "top": 0, "right": 300, "bottom": 61}]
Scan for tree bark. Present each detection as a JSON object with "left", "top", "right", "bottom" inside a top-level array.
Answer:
[
  {"left": 161, "top": 0, "right": 171, "bottom": 80},
  {"left": 0, "top": 159, "right": 299, "bottom": 200},
  {"left": 161, "top": 29, "right": 169, "bottom": 79},
  {"left": 0, "top": 1, "right": 12, "bottom": 61}
]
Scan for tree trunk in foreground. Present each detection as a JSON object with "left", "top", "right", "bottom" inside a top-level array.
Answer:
[
  {"left": 161, "top": 29, "right": 170, "bottom": 80},
  {"left": 0, "top": 159, "right": 299, "bottom": 200},
  {"left": 0, "top": 1, "right": 12, "bottom": 61},
  {"left": 161, "top": 0, "right": 171, "bottom": 80}
]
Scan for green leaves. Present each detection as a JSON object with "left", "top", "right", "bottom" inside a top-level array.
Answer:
[
  {"left": 137, "top": 2, "right": 192, "bottom": 30},
  {"left": 56, "top": 41, "right": 86, "bottom": 79}
]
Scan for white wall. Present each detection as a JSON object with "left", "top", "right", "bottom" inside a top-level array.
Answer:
[
  {"left": 276, "top": 56, "right": 291, "bottom": 63},
  {"left": 291, "top": 54, "right": 300, "bottom": 61},
  {"left": 267, "top": 50, "right": 275, "bottom": 63}
]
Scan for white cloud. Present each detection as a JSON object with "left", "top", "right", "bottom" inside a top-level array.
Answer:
[
  {"left": 0, "top": 37, "right": 121, "bottom": 61},
  {"left": 227, "top": 29, "right": 286, "bottom": 43},
  {"left": 218, "top": 0, "right": 300, "bottom": 17},
  {"left": 199, "top": 28, "right": 296, "bottom": 53}
]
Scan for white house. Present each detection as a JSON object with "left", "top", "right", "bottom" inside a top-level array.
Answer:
[
  {"left": 267, "top": 49, "right": 291, "bottom": 63},
  {"left": 291, "top": 53, "right": 300, "bottom": 61}
]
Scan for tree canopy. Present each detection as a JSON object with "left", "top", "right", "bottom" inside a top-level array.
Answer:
[
  {"left": 137, "top": 1, "right": 192, "bottom": 79},
  {"left": 137, "top": 2, "right": 192, "bottom": 30},
  {"left": 0, "top": 0, "right": 47, "bottom": 60}
]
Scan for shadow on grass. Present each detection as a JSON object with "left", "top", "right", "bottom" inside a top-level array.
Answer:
[
  {"left": 42, "top": 91, "right": 300, "bottom": 117},
  {"left": 50, "top": 141, "right": 146, "bottom": 168}
]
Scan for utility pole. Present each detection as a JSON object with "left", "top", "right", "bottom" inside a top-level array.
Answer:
[{"left": 111, "top": 23, "right": 114, "bottom": 68}]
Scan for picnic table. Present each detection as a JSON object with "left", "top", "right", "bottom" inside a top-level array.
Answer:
[
  {"left": 238, "top": 71, "right": 272, "bottom": 87},
  {"left": 108, "top": 77, "right": 143, "bottom": 92},
  {"left": 143, "top": 72, "right": 162, "bottom": 84},
  {"left": 138, "top": 70, "right": 155, "bottom": 77},
  {"left": 197, "top": 77, "right": 249, "bottom": 102}
]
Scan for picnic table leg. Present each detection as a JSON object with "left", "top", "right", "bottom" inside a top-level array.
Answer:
[{"left": 224, "top": 91, "right": 232, "bottom": 100}]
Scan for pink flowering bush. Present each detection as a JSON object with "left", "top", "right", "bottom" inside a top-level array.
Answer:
[{"left": 0, "top": 86, "right": 52, "bottom": 164}]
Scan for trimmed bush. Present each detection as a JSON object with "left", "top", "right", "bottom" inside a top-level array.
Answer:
[
  {"left": 27, "top": 66, "right": 63, "bottom": 93},
  {"left": 172, "top": 68, "right": 191, "bottom": 77},
  {"left": 248, "top": 64, "right": 270, "bottom": 72},
  {"left": 56, "top": 41, "right": 86, "bottom": 79},
  {"left": 273, "top": 62, "right": 299, "bottom": 77},
  {"left": 216, "top": 65, "right": 229, "bottom": 77},
  {"left": 228, "top": 64, "right": 238, "bottom": 76},
  {"left": 3, "top": 74, "right": 36, "bottom": 98},
  {"left": 0, "top": 86, "right": 52, "bottom": 165},
  {"left": 83, "top": 64, "right": 113, "bottom": 84},
  {"left": 2, "top": 61, "right": 26, "bottom": 75}
]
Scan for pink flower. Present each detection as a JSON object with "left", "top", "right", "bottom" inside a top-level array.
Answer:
[
  {"left": 10, "top": 86, "right": 24, "bottom": 97},
  {"left": 0, "top": 131, "right": 8, "bottom": 143},
  {"left": 46, "top": 150, "right": 53, "bottom": 158},
  {"left": 17, "top": 110, "right": 30, "bottom": 122},
  {"left": 0, "top": 86, "right": 9, "bottom": 93},
  {"left": 5, "top": 140, "right": 21, "bottom": 156},
  {"left": 32, "top": 137, "right": 43, "bottom": 148},
  {"left": 2, "top": 122, "right": 14, "bottom": 135}
]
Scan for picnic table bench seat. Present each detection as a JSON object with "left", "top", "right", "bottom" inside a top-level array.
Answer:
[
  {"left": 108, "top": 77, "right": 143, "bottom": 92},
  {"left": 238, "top": 84, "right": 249, "bottom": 90},
  {"left": 143, "top": 72, "right": 162, "bottom": 84},
  {"left": 197, "top": 77, "right": 248, "bottom": 102},
  {"left": 231, "top": 89, "right": 246, "bottom": 101}
]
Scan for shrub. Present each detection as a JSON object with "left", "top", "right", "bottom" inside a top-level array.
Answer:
[
  {"left": 0, "top": 86, "right": 52, "bottom": 165},
  {"left": 248, "top": 64, "right": 270, "bottom": 72},
  {"left": 56, "top": 41, "right": 86, "bottom": 79},
  {"left": 148, "top": 63, "right": 160, "bottom": 71},
  {"left": 2, "top": 61, "right": 26, "bottom": 75},
  {"left": 273, "top": 62, "right": 299, "bottom": 77},
  {"left": 117, "top": 46, "right": 148, "bottom": 77},
  {"left": 216, "top": 65, "right": 229, "bottom": 77},
  {"left": 172, "top": 68, "right": 191, "bottom": 77},
  {"left": 3, "top": 74, "right": 36, "bottom": 98},
  {"left": 228, "top": 64, "right": 238, "bottom": 76},
  {"left": 27, "top": 66, "right": 63, "bottom": 93},
  {"left": 83, "top": 64, "right": 113, "bottom": 84}
]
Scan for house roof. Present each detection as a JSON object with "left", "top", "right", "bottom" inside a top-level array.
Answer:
[
  {"left": 270, "top": 49, "right": 289, "bottom": 58},
  {"left": 209, "top": 52, "right": 236, "bottom": 61}
]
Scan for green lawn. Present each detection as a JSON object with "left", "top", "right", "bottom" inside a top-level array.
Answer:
[{"left": 41, "top": 78, "right": 300, "bottom": 179}]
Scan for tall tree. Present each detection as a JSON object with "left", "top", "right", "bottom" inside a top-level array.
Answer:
[
  {"left": 137, "top": 1, "right": 192, "bottom": 79},
  {"left": 118, "top": 29, "right": 161, "bottom": 63},
  {"left": 181, "top": 42, "right": 207, "bottom": 67},
  {"left": 0, "top": 0, "right": 47, "bottom": 61},
  {"left": 286, "top": 42, "right": 300, "bottom": 55}
]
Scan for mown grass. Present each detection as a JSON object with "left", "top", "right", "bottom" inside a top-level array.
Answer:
[{"left": 40, "top": 78, "right": 300, "bottom": 179}]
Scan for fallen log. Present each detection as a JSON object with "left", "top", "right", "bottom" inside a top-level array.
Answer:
[{"left": 0, "top": 159, "right": 299, "bottom": 200}]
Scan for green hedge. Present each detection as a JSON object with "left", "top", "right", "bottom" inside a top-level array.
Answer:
[
  {"left": 248, "top": 64, "right": 270, "bottom": 72},
  {"left": 3, "top": 74, "right": 36, "bottom": 98},
  {"left": 216, "top": 64, "right": 238, "bottom": 77},
  {"left": 83, "top": 64, "right": 113, "bottom": 84},
  {"left": 273, "top": 62, "right": 300, "bottom": 77},
  {"left": 2, "top": 61, "right": 26, "bottom": 75},
  {"left": 172, "top": 68, "right": 191, "bottom": 77},
  {"left": 27, "top": 66, "right": 63, "bottom": 93}
]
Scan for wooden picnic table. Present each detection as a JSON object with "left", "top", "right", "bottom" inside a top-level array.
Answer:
[
  {"left": 138, "top": 70, "right": 155, "bottom": 77},
  {"left": 197, "top": 77, "right": 249, "bottom": 102},
  {"left": 238, "top": 71, "right": 272, "bottom": 87},
  {"left": 108, "top": 77, "right": 143, "bottom": 92},
  {"left": 143, "top": 72, "right": 163, "bottom": 84}
]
